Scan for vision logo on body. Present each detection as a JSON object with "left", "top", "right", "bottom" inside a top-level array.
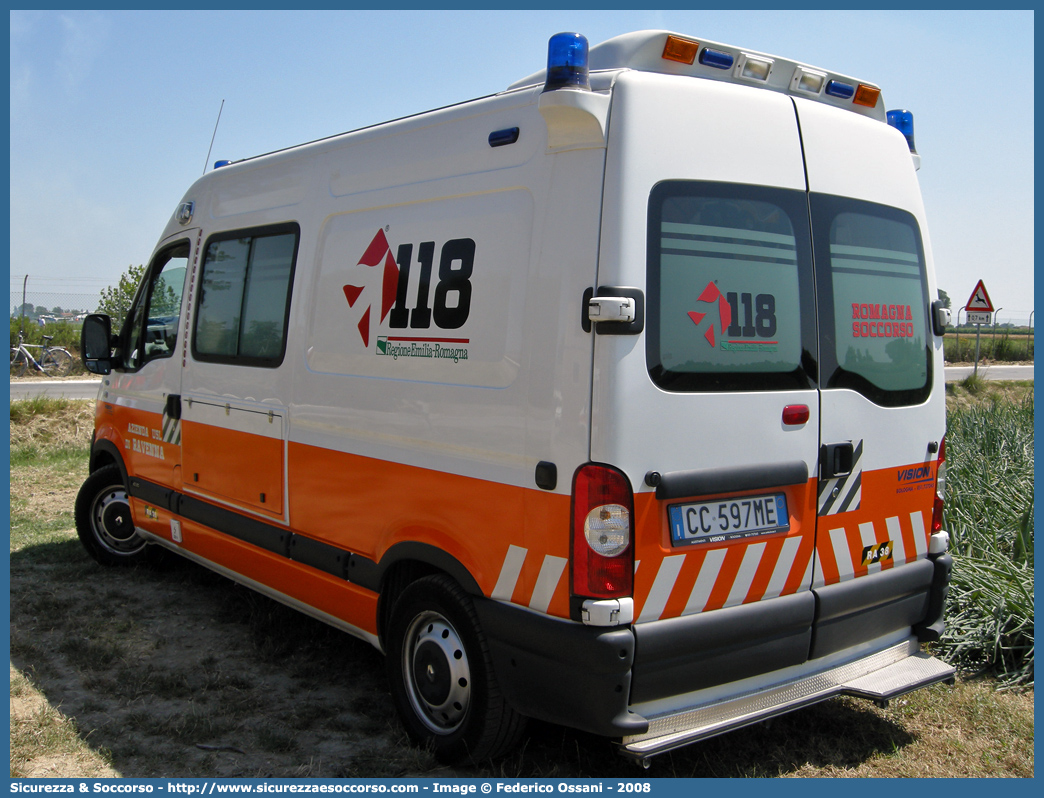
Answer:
[{"left": 343, "top": 230, "right": 476, "bottom": 361}]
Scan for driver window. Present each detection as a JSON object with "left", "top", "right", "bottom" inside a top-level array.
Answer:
[{"left": 123, "top": 243, "right": 189, "bottom": 370}]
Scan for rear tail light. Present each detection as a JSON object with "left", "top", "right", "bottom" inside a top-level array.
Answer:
[
  {"left": 571, "top": 464, "right": 634, "bottom": 599},
  {"left": 931, "top": 436, "right": 947, "bottom": 533}
]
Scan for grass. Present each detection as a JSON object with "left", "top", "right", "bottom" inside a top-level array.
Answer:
[
  {"left": 10, "top": 667, "right": 118, "bottom": 778},
  {"left": 944, "top": 330, "right": 1034, "bottom": 362},
  {"left": 938, "top": 390, "right": 1034, "bottom": 687},
  {"left": 8, "top": 395, "right": 1035, "bottom": 778}
]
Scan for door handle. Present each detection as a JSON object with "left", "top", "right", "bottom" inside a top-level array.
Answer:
[
  {"left": 165, "top": 393, "right": 182, "bottom": 420},
  {"left": 820, "top": 442, "right": 854, "bottom": 480}
]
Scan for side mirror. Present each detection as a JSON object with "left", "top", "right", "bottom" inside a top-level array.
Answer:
[
  {"left": 931, "top": 300, "right": 951, "bottom": 337},
  {"left": 82, "top": 314, "right": 114, "bottom": 375}
]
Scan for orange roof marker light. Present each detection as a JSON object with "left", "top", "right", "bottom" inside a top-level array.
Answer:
[
  {"left": 853, "top": 84, "right": 882, "bottom": 108},
  {"left": 661, "top": 34, "right": 700, "bottom": 65}
]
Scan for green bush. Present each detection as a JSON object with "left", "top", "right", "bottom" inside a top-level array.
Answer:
[
  {"left": 10, "top": 317, "right": 81, "bottom": 350},
  {"left": 944, "top": 331, "right": 1034, "bottom": 362},
  {"left": 941, "top": 397, "right": 1034, "bottom": 687}
]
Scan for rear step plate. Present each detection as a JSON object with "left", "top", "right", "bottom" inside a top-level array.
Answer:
[{"left": 621, "top": 638, "right": 954, "bottom": 759}]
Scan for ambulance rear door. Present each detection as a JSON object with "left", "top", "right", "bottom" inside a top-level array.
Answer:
[
  {"left": 592, "top": 70, "right": 821, "bottom": 691},
  {"left": 796, "top": 97, "right": 945, "bottom": 659}
]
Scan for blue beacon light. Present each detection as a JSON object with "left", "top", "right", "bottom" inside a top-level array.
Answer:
[
  {"left": 887, "top": 109, "right": 916, "bottom": 153},
  {"left": 544, "top": 32, "right": 590, "bottom": 92}
]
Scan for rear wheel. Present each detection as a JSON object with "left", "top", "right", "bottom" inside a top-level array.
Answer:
[
  {"left": 40, "top": 348, "right": 73, "bottom": 376},
  {"left": 386, "top": 574, "right": 525, "bottom": 764},
  {"left": 75, "top": 464, "right": 150, "bottom": 565}
]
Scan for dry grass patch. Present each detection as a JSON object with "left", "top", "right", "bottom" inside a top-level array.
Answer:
[
  {"left": 10, "top": 396, "right": 95, "bottom": 450},
  {"left": 945, "top": 378, "right": 1033, "bottom": 411},
  {"left": 10, "top": 666, "right": 120, "bottom": 778},
  {"left": 8, "top": 394, "right": 1034, "bottom": 778},
  {"left": 782, "top": 681, "right": 1033, "bottom": 778}
]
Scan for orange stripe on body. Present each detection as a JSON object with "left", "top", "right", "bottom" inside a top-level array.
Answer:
[
  {"left": 815, "top": 463, "right": 937, "bottom": 585},
  {"left": 703, "top": 545, "right": 746, "bottom": 612},
  {"left": 183, "top": 420, "right": 284, "bottom": 516},
  {"left": 287, "top": 440, "right": 572, "bottom": 615},
  {"left": 130, "top": 497, "right": 379, "bottom": 637},
  {"left": 897, "top": 514, "right": 919, "bottom": 565},
  {"left": 746, "top": 536, "right": 786, "bottom": 602},
  {"left": 632, "top": 478, "right": 817, "bottom": 620}
]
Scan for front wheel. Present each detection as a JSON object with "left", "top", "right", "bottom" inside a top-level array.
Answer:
[
  {"left": 75, "top": 464, "right": 150, "bottom": 565},
  {"left": 10, "top": 348, "right": 28, "bottom": 377},
  {"left": 386, "top": 574, "right": 525, "bottom": 764}
]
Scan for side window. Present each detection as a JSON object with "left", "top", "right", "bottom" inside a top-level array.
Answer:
[
  {"left": 193, "top": 224, "right": 299, "bottom": 367},
  {"left": 811, "top": 195, "right": 931, "bottom": 406},
  {"left": 122, "top": 243, "right": 189, "bottom": 371},
  {"left": 646, "top": 181, "right": 817, "bottom": 392}
]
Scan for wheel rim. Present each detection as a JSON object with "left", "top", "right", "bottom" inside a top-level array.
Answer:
[
  {"left": 402, "top": 610, "right": 471, "bottom": 734},
  {"left": 90, "top": 485, "right": 145, "bottom": 556}
]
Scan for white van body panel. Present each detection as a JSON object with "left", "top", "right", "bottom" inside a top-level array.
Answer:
[
  {"left": 81, "top": 30, "right": 953, "bottom": 764},
  {"left": 592, "top": 71, "right": 816, "bottom": 482}
]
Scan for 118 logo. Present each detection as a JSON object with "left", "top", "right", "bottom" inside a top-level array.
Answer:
[{"left": 344, "top": 230, "right": 476, "bottom": 347}]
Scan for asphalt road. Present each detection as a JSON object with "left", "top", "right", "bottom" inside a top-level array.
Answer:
[
  {"left": 944, "top": 364, "right": 1034, "bottom": 382},
  {"left": 9, "top": 379, "right": 103, "bottom": 401},
  {"left": 8, "top": 364, "right": 1034, "bottom": 402}
]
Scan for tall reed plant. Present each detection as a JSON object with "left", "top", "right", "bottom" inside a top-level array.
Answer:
[{"left": 941, "top": 396, "right": 1034, "bottom": 687}]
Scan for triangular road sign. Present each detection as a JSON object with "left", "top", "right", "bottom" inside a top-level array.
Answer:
[{"left": 966, "top": 279, "right": 994, "bottom": 312}]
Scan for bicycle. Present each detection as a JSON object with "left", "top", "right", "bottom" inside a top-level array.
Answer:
[{"left": 10, "top": 332, "right": 75, "bottom": 377}]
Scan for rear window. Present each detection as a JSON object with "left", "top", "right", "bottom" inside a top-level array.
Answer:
[
  {"left": 646, "top": 181, "right": 816, "bottom": 392},
  {"left": 811, "top": 195, "right": 931, "bottom": 406}
]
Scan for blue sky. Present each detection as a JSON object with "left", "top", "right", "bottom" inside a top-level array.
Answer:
[{"left": 9, "top": 9, "right": 1035, "bottom": 325}]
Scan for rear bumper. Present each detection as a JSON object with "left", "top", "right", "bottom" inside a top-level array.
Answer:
[
  {"left": 475, "top": 597, "right": 647, "bottom": 737},
  {"left": 474, "top": 552, "right": 953, "bottom": 748},
  {"left": 621, "top": 635, "right": 954, "bottom": 760}
]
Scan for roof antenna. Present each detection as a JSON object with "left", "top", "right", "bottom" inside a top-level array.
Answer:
[{"left": 203, "top": 99, "right": 225, "bottom": 175}]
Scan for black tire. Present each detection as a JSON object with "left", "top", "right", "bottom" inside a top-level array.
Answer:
[
  {"left": 385, "top": 574, "right": 526, "bottom": 764},
  {"left": 11, "top": 348, "right": 28, "bottom": 377},
  {"left": 40, "top": 348, "right": 73, "bottom": 376},
  {"left": 75, "top": 464, "right": 150, "bottom": 565}
]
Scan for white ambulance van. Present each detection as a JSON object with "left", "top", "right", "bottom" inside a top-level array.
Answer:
[{"left": 78, "top": 30, "right": 955, "bottom": 765}]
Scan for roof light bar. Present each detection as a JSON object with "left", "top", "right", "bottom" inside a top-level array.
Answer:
[
  {"left": 699, "top": 47, "right": 734, "bottom": 70},
  {"left": 735, "top": 53, "right": 774, "bottom": 82},
  {"left": 544, "top": 32, "right": 590, "bottom": 92},
  {"left": 825, "top": 79, "right": 855, "bottom": 100},
  {"left": 662, "top": 34, "right": 699, "bottom": 65},
  {"left": 853, "top": 84, "right": 881, "bottom": 108},
  {"left": 790, "top": 67, "right": 826, "bottom": 96}
]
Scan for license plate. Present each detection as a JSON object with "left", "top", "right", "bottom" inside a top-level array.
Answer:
[{"left": 669, "top": 493, "right": 790, "bottom": 546}]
